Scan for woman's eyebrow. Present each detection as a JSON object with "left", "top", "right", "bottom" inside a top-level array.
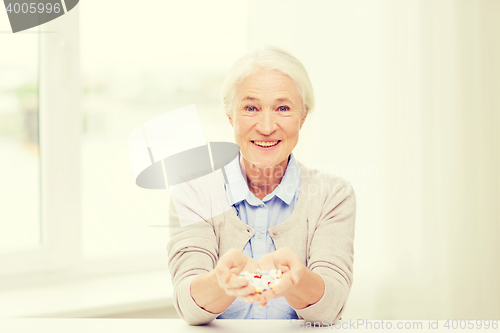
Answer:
[
  {"left": 242, "top": 96, "right": 259, "bottom": 102},
  {"left": 275, "top": 97, "right": 292, "bottom": 104},
  {"left": 241, "top": 96, "right": 293, "bottom": 104}
]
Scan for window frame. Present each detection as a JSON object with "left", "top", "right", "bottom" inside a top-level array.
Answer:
[
  {"left": 0, "top": 6, "right": 169, "bottom": 284},
  {"left": 0, "top": 7, "right": 81, "bottom": 279}
]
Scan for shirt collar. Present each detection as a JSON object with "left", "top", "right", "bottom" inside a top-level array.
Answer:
[{"left": 223, "top": 151, "right": 301, "bottom": 206}]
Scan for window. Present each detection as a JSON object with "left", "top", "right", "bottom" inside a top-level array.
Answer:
[
  {"left": 0, "top": 5, "right": 82, "bottom": 278},
  {"left": 1, "top": 0, "right": 250, "bottom": 280},
  {"left": 0, "top": 22, "right": 40, "bottom": 253}
]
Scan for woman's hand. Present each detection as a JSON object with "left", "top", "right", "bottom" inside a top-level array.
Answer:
[
  {"left": 214, "top": 249, "right": 260, "bottom": 300},
  {"left": 256, "top": 247, "right": 306, "bottom": 306}
]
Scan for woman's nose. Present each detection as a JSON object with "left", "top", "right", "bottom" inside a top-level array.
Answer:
[{"left": 256, "top": 111, "right": 276, "bottom": 135}]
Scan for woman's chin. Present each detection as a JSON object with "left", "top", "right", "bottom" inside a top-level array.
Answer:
[{"left": 247, "top": 153, "right": 286, "bottom": 169}]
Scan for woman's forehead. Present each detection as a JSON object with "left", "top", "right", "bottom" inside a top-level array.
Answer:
[
  {"left": 237, "top": 95, "right": 296, "bottom": 106},
  {"left": 240, "top": 69, "right": 294, "bottom": 86},
  {"left": 234, "top": 70, "right": 302, "bottom": 102}
]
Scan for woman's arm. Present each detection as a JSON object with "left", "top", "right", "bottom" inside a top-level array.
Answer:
[
  {"left": 190, "top": 270, "right": 236, "bottom": 313},
  {"left": 257, "top": 180, "right": 356, "bottom": 324},
  {"left": 292, "top": 180, "right": 356, "bottom": 324},
  {"left": 167, "top": 195, "right": 223, "bottom": 325},
  {"left": 284, "top": 268, "right": 325, "bottom": 309}
]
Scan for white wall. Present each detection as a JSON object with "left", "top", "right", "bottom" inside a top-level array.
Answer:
[{"left": 248, "top": 0, "right": 500, "bottom": 319}]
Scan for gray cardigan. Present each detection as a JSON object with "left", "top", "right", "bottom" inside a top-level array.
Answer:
[{"left": 167, "top": 161, "right": 356, "bottom": 325}]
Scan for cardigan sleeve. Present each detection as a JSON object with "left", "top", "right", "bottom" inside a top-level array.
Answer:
[
  {"left": 166, "top": 195, "right": 224, "bottom": 325},
  {"left": 294, "top": 180, "right": 356, "bottom": 325}
]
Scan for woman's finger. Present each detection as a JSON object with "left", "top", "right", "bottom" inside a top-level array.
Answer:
[
  {"left": 289, "top": 266, "right": 302, "bottom": 284},
  {"left": 288, "top": 254, "right": 305, "bottom": 284},
  {"left": 261, "top": 287, "right": 279, "bottom": 302},
  {"left": 241, "top": 295, "right": 254, "bottom": 303},
  {"left": 225, "top": 284, "right": 256, "bottom": 297},
  {"left": 258, "top": 253, "right": 275, "bottom": 271},
  {"left": 258, "top": 272, "right": 294, "bottom": 301},
  {"left": 215, "top": 265, "right": 232, "bottom": 284},
  {"left": 218, "top": 249, "right": 248, "bottom": 276},
  {"left": 242, "top": 257, "right": 260, "bottom": 273},
  {"left": 221, "top": 274, "right": 247, "bottom": 289},
  {"left": 242, "top": 292, "right": 263, "bottom": 303}
]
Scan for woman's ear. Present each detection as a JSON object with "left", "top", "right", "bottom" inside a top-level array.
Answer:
[
  {"left": 227, "top": 112, "right": 234, "bottom": 127},
  {"left": 299, "top": 109, "right": 308, "bottom": 129}
]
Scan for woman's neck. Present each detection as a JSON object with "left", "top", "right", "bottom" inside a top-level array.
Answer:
[{"left": 240, "top": 155, "right": 289, "bottom": 200}]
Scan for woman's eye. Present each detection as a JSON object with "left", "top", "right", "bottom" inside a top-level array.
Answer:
[
  {"left": 278, "top": 106, "right": 290, "bottom": 112},
  {"left": 245, "top": 106, "right": 257, "bottom": 112}
]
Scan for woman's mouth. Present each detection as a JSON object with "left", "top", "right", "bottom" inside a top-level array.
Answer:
[{"left": 251, "top": 140, "right": 281, "bottom": 148}]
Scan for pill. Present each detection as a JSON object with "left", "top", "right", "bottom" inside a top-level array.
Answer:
[{"left": 238, "top": 269, "right": 283, "bottom": 294}]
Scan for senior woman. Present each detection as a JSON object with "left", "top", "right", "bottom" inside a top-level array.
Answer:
[{"left": 167, "top": 45, "right": 356, "bottom": 326}]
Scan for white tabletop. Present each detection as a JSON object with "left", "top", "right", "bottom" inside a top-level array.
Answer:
[
  {"left": 0, "top": 318, "right": 483, "bottom": 332},
  {"left": 2, "top": 319, "right": 293, "bottom": 333}
]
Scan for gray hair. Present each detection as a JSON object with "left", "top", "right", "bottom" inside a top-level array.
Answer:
[{"left": 221, "top": 45, "right": 315, "bottom": 117}]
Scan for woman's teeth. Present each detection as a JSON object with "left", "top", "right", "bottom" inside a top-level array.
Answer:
[{"left": 253, "top": 140, "right": 279, "bottom": 147}]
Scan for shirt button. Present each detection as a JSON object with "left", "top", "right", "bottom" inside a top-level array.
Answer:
[
  {"left": 259, "top": 204, "right": 264, "bottom": 208},
  {"left": 258, "top": 233, "right": 263, "bottom": 239},
  {"left": 258, "top": 305, "right": 263, "bottom": 310}
]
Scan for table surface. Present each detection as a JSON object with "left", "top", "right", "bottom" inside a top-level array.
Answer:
[
  {"left": 0, "top": 318, "right": 480, "bottom": 332},
  {"left": 3, "top": 319, "right": 296, "bottom": 333}
]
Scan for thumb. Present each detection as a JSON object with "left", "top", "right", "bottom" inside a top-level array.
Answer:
[
  {"left": 217, "top": 256, "right": 234, "bottom": 284},
  {"left": 217, "top": 265, "right": 231, "bottom": 284},
  {"left": 289, "top": 263, "right": 304, "bottom": 284}
]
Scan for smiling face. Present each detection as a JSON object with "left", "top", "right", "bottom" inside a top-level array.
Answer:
[{"left": 227, "top": 69, "right": 307, "bottom": 170}]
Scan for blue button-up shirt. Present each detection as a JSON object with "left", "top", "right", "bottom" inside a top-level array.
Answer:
[{"left": 216, "top": 151, "right": 301, "bottom": 320}]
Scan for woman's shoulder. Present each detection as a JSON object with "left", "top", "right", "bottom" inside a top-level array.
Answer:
[
  {"left": 297, "top": 160, "right": 352, "bottom": 189},
  {"left": 296, "top": 161, "right": 356, "bottom": 214},
  {"left": 169, "top": 169, "right": 231, "bottom": 227}
]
